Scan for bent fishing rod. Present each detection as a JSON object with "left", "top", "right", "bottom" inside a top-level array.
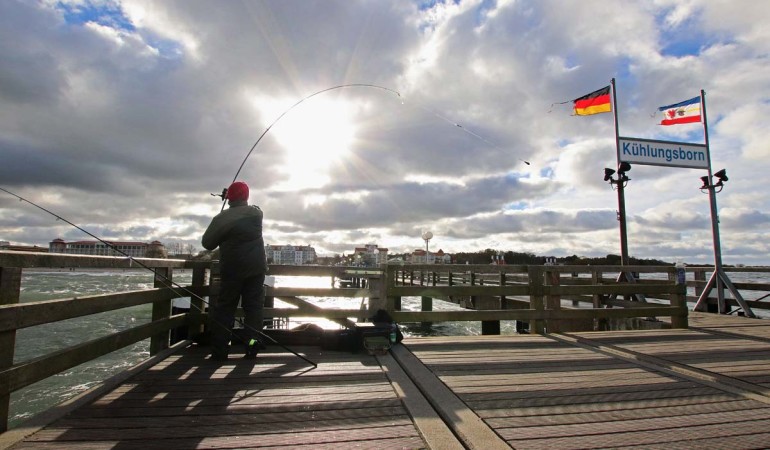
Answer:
[
  {"left": 0, "top": 186, "right": 317, "bottom": 368},
  {"left": 219, "top": 83, "right": 402, "bottom": 211}
]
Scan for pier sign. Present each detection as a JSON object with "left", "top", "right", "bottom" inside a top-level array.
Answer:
[{"left": 618, "top": 136, "right": 709, "bottom": 169}]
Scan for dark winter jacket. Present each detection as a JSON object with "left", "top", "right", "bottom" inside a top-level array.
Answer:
[{"left": 202, "top": 201, "right": 267, "bottom": 280}]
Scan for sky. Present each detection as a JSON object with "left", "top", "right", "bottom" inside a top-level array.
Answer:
[{"left": 1, "top": 0, "right": 769, "bottom": 265}]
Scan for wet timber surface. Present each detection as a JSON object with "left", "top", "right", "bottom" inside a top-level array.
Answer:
[{"left": 6, "top": 311, "right": 770, "bottom": 449}]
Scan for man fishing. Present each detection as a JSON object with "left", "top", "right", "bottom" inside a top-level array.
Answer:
[{"left": 202, "top": 181, "right": 268, "bottom": 361}]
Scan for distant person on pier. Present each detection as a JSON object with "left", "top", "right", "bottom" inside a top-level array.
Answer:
[{"left": 202, "top": 181, "right": 268, "bottom": 361}]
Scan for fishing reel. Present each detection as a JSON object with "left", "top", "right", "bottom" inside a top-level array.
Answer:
[{"left": 210, "top": 188, "right": 228, "bottom": 200}]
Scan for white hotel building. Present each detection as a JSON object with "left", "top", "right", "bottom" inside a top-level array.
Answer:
[
  {"left": 266, "top": 244, "right": 317, "bottom": 265},
  {"left": 48, "top": 238, "right": 166, "bottom": 257}
]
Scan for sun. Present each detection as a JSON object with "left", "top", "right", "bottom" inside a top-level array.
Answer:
[{"left": 260, "top": 97, "right": 357, "bottom": 190}]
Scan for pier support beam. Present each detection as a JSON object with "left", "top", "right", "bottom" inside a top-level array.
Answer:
[
  {"left": 528, "top": 266, "right": 546, "bottom": 334},
  {"left": 421, "top": 296, "right": 433, "bottom": 327},
  {"left": 481, "top": 321, "right": 500, "bottom": 335},
  {"left": 0, "top": 267, "right": 21, "bottom": 433},
  {"left": 150, "top": 267, "right": 172, "bottom": 355},
  {"left": 186, "top": 267, "right": 207, "bottom": 340}
]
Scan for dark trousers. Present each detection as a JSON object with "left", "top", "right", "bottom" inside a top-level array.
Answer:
[{"left": 209, "top": 274, "right": 265, "bottom": 357}]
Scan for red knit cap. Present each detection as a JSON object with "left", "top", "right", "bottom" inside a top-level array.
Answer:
[{"left": 226, "top": 181, "right": 249, "bottom": 202}]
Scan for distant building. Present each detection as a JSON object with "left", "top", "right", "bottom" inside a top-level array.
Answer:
[
  {"left": 265, "top": 244, "right": 317, "bottom": 265},
  {"left": 0, "top": 241, "right": 48, "bottom": 253},
  {"left": 351, "top": 244, "right": 389, "bottom": 267},
  {"left": 410, "top": 248, "right": 451, "bottom": 264},
  {"left": 48, "top": 238, "right": 166, "bottom": 258}
]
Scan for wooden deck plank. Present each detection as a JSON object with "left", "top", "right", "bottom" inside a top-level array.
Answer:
[
  {"left": 506, "top": 420, "right": 770, "bottom": 450},
  {"left": 16, "top": 426, "right": 425, "bottom": 449},
  {"left": 477, "top": 393, "right": 747, "bottom": 418},
  {"left": 55, "top": 405, "right": 407, "bottom": 428},
  {"left": 483, "top": 398, "right": 763, "bottom": 426},
  {"left": 65, "top": 398, "right": 406, "bottom": 419},
  {"left": 496, "top": 407, "right": 770, "bottom": 440},
  {"left": 28, "top": 416, "right": 416, "bottom": 441}
]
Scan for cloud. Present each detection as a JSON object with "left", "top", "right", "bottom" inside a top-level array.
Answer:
[{"left": 1, "top": 0, "right": 769, "bottom": 265}]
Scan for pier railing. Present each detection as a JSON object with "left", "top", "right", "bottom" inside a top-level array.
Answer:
[
  {"left": 379, "top": 263, "right": 689, "bottom": 334},
  {"left": 0, "top": 251, "right": 208, "bottom": 432},
  {"left": 1, "top": 249, "right": 768, "bottom": 432}
]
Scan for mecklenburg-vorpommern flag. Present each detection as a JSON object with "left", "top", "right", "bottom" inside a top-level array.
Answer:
[
  {"left": 658, "top": 96, "right": 701, "bottom": 125},
  {"left": 573, "top": 85, "right": 611, "bottom": 115}
]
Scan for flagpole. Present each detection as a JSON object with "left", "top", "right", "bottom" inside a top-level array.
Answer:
[
  {"left": 611, "top": 78, "right": 630, "bottom": 266},
  {"left": 609, "top": 78, "right": 645, "bottom": 302},
  {"left": 692, "top": 90, "right": 755, "bottom": 317}
]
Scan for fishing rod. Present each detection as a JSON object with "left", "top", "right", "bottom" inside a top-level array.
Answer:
[
  {"left": 0, "top": 186, "right": 317, "bottom": 368},
  {"left": 219, "top": 83, "right": 402, "bottom": 211}
]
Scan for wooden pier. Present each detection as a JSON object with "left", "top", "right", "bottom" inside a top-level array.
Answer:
[
  {"left": 3, "top": 311, "right": 770, "bottom": 448},
  {"left": 3, "top": 251, "right": 770, "bottom": 448}
]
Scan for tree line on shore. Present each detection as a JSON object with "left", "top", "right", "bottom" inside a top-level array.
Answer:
[
  {"left": 387, "top": 249, "right": 671, "bottom": 266},
  {"left": 194, "top": 247, "right": 671, "bottom": 266}
]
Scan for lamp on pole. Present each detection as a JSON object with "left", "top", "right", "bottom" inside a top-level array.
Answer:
[
  {"left": 603, "top": 162, "right": 645, "bottom": 302},
  {"left": 603, "top": 162, "right": 632, "bottom": 265},
  {"left": 693, "top": 169, "right": 755, "bottom": 317},
  {"left": 421, "top": 231, "right": 433, "bottom": 263}
]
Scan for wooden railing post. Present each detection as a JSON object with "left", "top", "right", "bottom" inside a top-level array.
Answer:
[
  {"left": 499, "top": 272, "right": 507, "bottom": 304},
  {"left": 188, "top": 267, "right": 207, "bottom": 338},
  {"left": 669, "top": 267, "right": 689, "bottom": 329},
  {"left": 545, "top": 269, "right": 561, "bottom": 333},
  {"left": 694, "top": 269, "right": 706, "bottom": 303},
  {"left": 592, "top": 269, "right": 602, "bottom": 308},
  {"left": 528, "top": 266, "right": 545, "bottom": 334},
  {"left": 421, "top": 295, "right": 433, "bottom": 328},
  {"left": 206, "top": 262, "right": 221, "bottom": 340},
  {"left": 150, "top": 267, "right": 172, "bottom": 355},
  {"left": 375, "top": 264, "right": 397, "bottom": 313},
  {"left": 0, "top": 266, "right": 22, "bottom": 433}
]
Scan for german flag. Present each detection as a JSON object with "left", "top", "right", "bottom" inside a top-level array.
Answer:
[{"left": 573, "top": 86, "right": 611, "bottom": 115}]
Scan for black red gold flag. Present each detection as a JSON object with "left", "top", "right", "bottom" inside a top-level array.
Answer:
[{"left": 573, "top": 85, "right": 611, "bottom": 115}]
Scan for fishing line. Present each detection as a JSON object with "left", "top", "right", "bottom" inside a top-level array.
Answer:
[
  {"left": 404, "top": 99, "right": 531, "bottom": 166},
  {"left": 0, "top": 186, "right": 317, "bottom": 368},
  {"left": 219, "top": 84, "right": 531, "bottom": 205}
]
